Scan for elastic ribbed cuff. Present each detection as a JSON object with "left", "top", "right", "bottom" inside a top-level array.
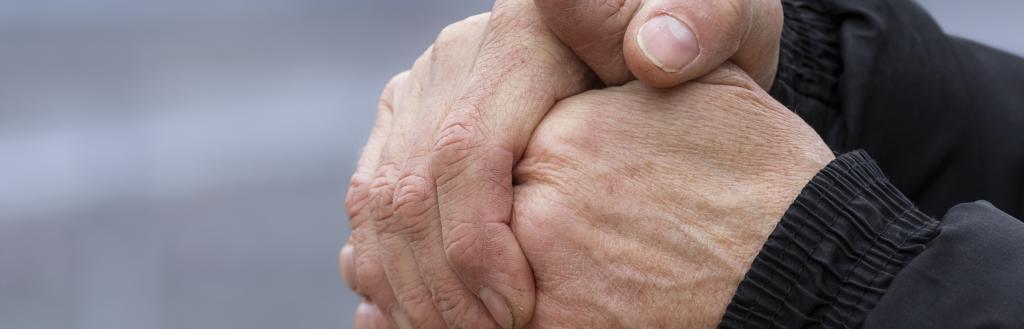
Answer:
[
  {"left": 719, "top": 151, "right": 939, "bottom": 329},
  {"left": 770, "top": 0, "right": 843, "bottom": 144}
]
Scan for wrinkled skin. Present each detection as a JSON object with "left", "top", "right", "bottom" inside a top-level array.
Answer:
[
  {"left": 513, "top": 69, "right": 833, "bottom": 327},
  {"left": 342, "top": 2, "right": 833, "bottom": 327},
  {"left": 342, "top": 4, "right": 594, "bottom": 327}
]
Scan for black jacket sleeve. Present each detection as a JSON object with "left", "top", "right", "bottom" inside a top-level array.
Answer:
[
  {"left": 719, "top": 151, "right": 1024, "bottom": 329},
  {"left": 862, "top": 200, "right": 1024, "bottom": 328},
  {"left": 718, "top": 0, "right": 1024, "bottom": 327},
  {"left": 769, "top": 0, "right": 1024, "bottom": 218}
]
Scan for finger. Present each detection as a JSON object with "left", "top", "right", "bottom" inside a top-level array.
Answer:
[
  {"left": 535, "top": 0, "right": 783, "bottom": 89},
  {"left": 340, "top": 242, "right": 356, "bottom": 290},
  {"left": 369, "top": 42, "right": 452, "bottom": 328},
  {"left": 355, "top": 303, "right": 396, "bottom": 329},
  {"left": 371, "top": 161, "right": 447, "bottom": 329},
  {"left": 346, "top": 72, "right": 406, "bottom": 305},
  {"left": 624, "top": 0, "right": 783, "bottom": 88},
  {"left": 431, "top": 1, "right": 594, "bottom": 328},
  {"left": 534, "top": 0, "right": 642, "bottom": 86},
  {"left": 384, "top": 13, "right": 502, "bottom": 329},
  {"left": 392, "top": 158, "right": 500, "bottom": 329}
]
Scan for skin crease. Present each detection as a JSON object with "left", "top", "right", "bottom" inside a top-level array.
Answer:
[
  {"left": 344, "top": 4, "right": 596, "bottom": 328},
  {"left": 342, "top": 2, "right": 833, "bottom": 327},
  {"left": 512, "top": 68, "right": 834, "bottom": 327}
]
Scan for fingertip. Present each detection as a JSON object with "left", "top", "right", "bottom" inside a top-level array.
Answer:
[
  {"left": 479, "top": 286, "right": 514, "bottom": 329},
  {"left": 354, "top": 249, "right": 397, "bottom": 310},
  {"left": 355, "top": 303, "right": 394, "bottom": 329},
  {"left": 486, "top": 273, "right": 535, "bottom": 329},
  {"left": 468, "top": 233, "right": 536, "bottom": 329},
  {"left": 340, "top": 243, "right": 357, "bottom": 290},
  {"left": 441, "top": 223, "right": 535, "bottom": 328}
]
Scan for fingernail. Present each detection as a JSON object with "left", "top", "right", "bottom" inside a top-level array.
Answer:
[
  {"left": 389, "top": 305, "right": 414, "bottom": 329},
  {"left": 637, "top": 15, "right": 699, "bottom": 73},
  {"left": 479, "top": 287, "right": 514, "bottom": 329}
]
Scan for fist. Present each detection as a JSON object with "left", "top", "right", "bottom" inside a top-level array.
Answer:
[
  {"left": 341, "top": 2, "right": 594, "bottom": 327},
  {"left": 512, "top": 65, "right": 833, "bottom": 328}
]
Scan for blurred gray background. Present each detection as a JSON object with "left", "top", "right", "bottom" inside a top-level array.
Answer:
[{"left": 0, "top": 0, "right": 1020, "bottom": 328}]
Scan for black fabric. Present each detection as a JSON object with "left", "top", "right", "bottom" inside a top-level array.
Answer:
[
  {"left": 861, "top": 201, "right": 1024, "bottom": 328},
  {"left": 719, "top": 151, "right": 939, "bottom": 329},
  {"left": 769, "top": 0, "right": 841, "bottom": 142},
  {"left": 719, "top": 0, "right": 1024, "bottom": 327},
  {"left": 770, "top": 0, "right": 1024, "bottom": 219}
]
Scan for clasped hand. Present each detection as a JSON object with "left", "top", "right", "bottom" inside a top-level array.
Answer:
[{"left": 342, "top": 0, "right": 832, "bottom": 328}]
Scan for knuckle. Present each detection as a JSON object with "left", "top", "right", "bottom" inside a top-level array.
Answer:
[
  {"left": 395, "top": 285, "right": 432, "bottom": 306},
  {"left": 378, "top": 71, "right": 409, "bottom": 113},
  {"left": 345, "top": 173, "right": 375, "bottom": 226},
  {"left": 433, "top": 28, "right": 460, "bottom": 57},
  {"left": 370, "top": 163, "right": 399, "bottom": 203},
  {"left": 390, "top": 172, "right": 437, "bottom": 241},
  {"left": 392, "top": 288, "right": 447, "bottom": 329},
  {"left": 435, "top": 18, "right": 474, "bottom": 50},
  {"left": 431, "top": 280, "right": 485, "bottom": 327},
  {"left": 369, "top": 163, "right": 399, "bottom": 219},
  {"left": 444, "top": 226, "right": 486, "bottom": 275},
  {"left": 433, "top": 13, "right": 489, "bottom": 56},
  {"left": 354, "top": 257, "right": 388, "bottom": 299},
  {"left": 392, "top": 172, "right": 434, "bottom": 219},
  {"left": 432, "top": 108, "right": 486, "bottom": 169},
  {"left": 411, "top": 44, "right": 434, "bottom": 78}
]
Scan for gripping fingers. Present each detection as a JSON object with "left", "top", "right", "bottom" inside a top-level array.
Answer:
[
  {"left": 376, "top": 12, "right": 503, "bottom": 329},
  {"left": 345, "top": 72, "right": 406, "bottom": 306},
  {"left": 432, "top": 1, "right": 595, "bottom": 328}
]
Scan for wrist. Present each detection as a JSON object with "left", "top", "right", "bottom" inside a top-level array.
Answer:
[{"left": 720, "top": 151, "right": 939, "bottom": 328}]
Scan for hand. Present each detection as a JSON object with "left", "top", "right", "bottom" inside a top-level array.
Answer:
[
  {"left": 513, "top": 65, "right": 834, "bottom": 327},
  {"left": 535, "top": 0, "right": 783, "bottom": 88},
  {"left": 341, "top": 1, "right": 593, "bottom": 328}
]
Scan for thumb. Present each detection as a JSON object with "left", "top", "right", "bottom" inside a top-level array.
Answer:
[
  {"left": 625, "top": 0, "right": 782, "bottom": 88},
  {"left": 536, "top": 0, "right": 783, "bottom": 89}
]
